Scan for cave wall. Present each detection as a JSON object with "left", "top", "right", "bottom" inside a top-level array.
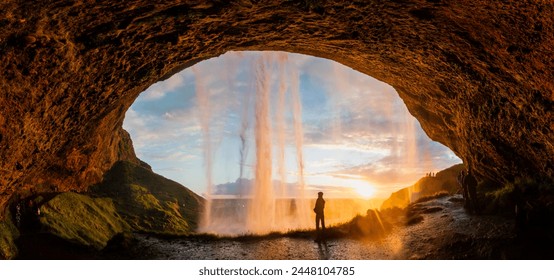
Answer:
[{"left": 0, "top": 0, "right": 552, "bottom": 213}]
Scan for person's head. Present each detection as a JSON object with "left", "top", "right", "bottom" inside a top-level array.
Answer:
[{"left": 318, "top": 192, "right": 323, "bottom": 197}]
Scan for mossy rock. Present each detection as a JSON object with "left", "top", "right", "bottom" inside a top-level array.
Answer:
[
  {"left": 347, "top": 209, "right": 393, "bottom": 239},
  {"left": 0, "top": 210, "right": 19, "bottom": 259},
  {"left": 38, "top": 192, "right": 130, "bottom": 250},
  {"left": 90, "top": 161, "right": 204, "bottom": 235}
]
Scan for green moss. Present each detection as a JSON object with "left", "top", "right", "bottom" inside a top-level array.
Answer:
[
  {"left": 0, "top": 210, "right": 19, "bottom": 259},
  {"left": 129, "top": 184, "right": 163, "bottom": 209},
  {"left": 513, "top": 177, "right": 552, "bottom": 193},
  {"left": 90, "top": 161, "right": 204, "bottom": 235},
  {"left": 38, "top": 192, "right": 130, "bottom": 250},
  {"left": 490, "top": 183, "right": 515, "bottom": 199},
  {"left": 483, "top": 177, "right": 554, "bottom": 215},
  {"left": 483, "top": 183, "right": 514, "bottom": 214}
]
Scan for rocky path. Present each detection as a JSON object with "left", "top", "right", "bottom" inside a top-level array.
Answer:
[{"left": 102, "top": 195, "right": 532, "bottom": 260}]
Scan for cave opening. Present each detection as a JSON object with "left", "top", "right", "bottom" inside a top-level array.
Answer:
[
  {"left": 1, "top": 0, "right": 552, "bottom": 261},
  {"left": 123, "top": 51, "right": 461, "bottom": 235}
]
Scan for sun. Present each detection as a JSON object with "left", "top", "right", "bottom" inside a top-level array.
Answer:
[
  {"left": 305, "top": 174, "right": 378, "bottom": 199},
  {"left": 348, "top": 179, "right": 377, "bottom": 199}
]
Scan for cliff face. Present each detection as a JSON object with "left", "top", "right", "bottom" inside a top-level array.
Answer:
[
  {"left": 381, "top": 164, "right": 464, "bottom": 210},
  {"left": 0, "top": 0, "right": 552, "bottom": 212}
]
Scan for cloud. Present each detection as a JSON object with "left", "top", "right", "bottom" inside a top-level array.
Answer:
[
  {"left": 338, "top": 140, "right": 461, "bottom": 194},
  {"left": 140, "top": 71, "right": 191, "bottom": 101},
  {"left": 123, "top": 51, "right": 461, "bottom": 198},
  {"left": 123, "top": 103, "right": 202, "bottom": 165},
  {"left": 210, "top": 177, "right": 365, "bottom": 199},
  {"left": 285, "top": 55, "right": 463, "bottom": 194}
]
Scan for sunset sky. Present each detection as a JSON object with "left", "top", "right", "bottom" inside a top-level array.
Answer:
[{"left": 123, "top": 51, "right": 461, "bottom": 199}]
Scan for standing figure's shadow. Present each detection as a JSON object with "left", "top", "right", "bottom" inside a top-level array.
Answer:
[{"left": 317, "top": 240, "right": 330, "bottom": 260}]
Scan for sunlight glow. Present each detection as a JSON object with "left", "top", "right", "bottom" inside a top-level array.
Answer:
[
  {"left": 306, "top": 174, "right": 377, "bottom": 199},
  {"left": 354, "top": 184, "right": 376, "bottom": 198},
  {"left": 346, "top": 178, "right": 377, "bottom": 199}
]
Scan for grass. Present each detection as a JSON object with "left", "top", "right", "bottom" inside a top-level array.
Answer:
[
  {"left": 484, "top": 183, "right": 515, "bottom": 213},
  {"left": 90, "top": 161, "right": 204, "bottom": 236},
  {"left": 0, "top": 209, "right": 19, "bottom": 259},
  {"left": 38, "top": 192, "right": 130, "bottom": 250},
  {"left": 179, "top": 208, "right": 395, "bottom": 242},
  {"left": 483, "top": 177, "right": 554, "bottom": 217},
  {"left": 339, "top": 209, "right": 394, "bottom": 239}
]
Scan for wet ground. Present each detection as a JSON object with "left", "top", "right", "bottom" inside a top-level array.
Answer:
[
  {"left": 18, "top": 194, "right": 554, "bottom": 259},
  {"left": 102, "top": 195, "right": 547, "bottom": 260}
]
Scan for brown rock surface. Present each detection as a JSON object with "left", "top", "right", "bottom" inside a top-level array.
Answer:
[{"left": 0, "top": 0, "right": 552, "bottom": 213}]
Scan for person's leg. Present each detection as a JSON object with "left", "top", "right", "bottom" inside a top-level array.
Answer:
[
  {"left": 315, "top": 214, "right": 322, "bottom": 241},
  {"left": 469, "top": 187, "right": 478, "bottom": 214},
  {"left": 321, "top": 214, "right": 325, "bottom": 231},
  {"left": 315, "top": 214, "right": 320, "bottom": 231},
  {"left": 464, "top": 187, "right": 470, "bottom": 210}
]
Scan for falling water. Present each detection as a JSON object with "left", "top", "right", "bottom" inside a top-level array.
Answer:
[
  {"left": 329, "top": 63, "right": 346, "bottom": 142},
  {"left": 121, "top": 50, "right": 453, "bottom": 238},
  {"left": 289, "top": 66, "right": 311, "bottom": 229},
  {"left": 274, "top": 53, "right": 289, "bottom": 229},
  {"left": 403, "top": 111, "right": 418, "bottom": 201},
  {"left": 193, "top": 67, "right": 214, "bottom": 231},
  {"left": 238, "top": 71, "right": 252, "bottom": 197},
  {"left": 198, "top": 52, "right": 358, "bottom": 235},
  {"left": 246, "top": 55, "right": 275, "bottom": 234},
  {"left": 404, "top": 111, "right": 419, "bottom": 172}
]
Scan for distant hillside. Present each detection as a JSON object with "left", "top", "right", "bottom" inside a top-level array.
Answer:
[
  {"left": 91, "top": 161, "right": 204, "bottom": 235},
  {"left": 380, "top": 164, "right": 465, "bottom": 210}
]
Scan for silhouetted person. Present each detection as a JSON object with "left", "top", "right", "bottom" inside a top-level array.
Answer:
[
  {"left": 314, "top": 192, "right": 325, "bottom": 241},
  {"left": 457, "top": 170, "right": 469, "bottom": 208},
  {"left": 289, "top": 199, "right": 297, "bottom": 216},
  {"left": 15, "top": 203, "right": 21, "bottom": 228},
  {"left": 464, "top": 169, "right": 479, "bottom": 214}
]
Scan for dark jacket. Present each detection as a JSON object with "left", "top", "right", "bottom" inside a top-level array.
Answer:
[{"left": 314, "top": 197, "right": 325, "bottom": 215}]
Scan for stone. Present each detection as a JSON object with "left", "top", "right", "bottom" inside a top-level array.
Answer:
[
  {"left": 37, "top": 192, "right": 130, "bottom": 251},
  {"left": 0, "top": 1, "right": 552, "bottom": 214}
]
